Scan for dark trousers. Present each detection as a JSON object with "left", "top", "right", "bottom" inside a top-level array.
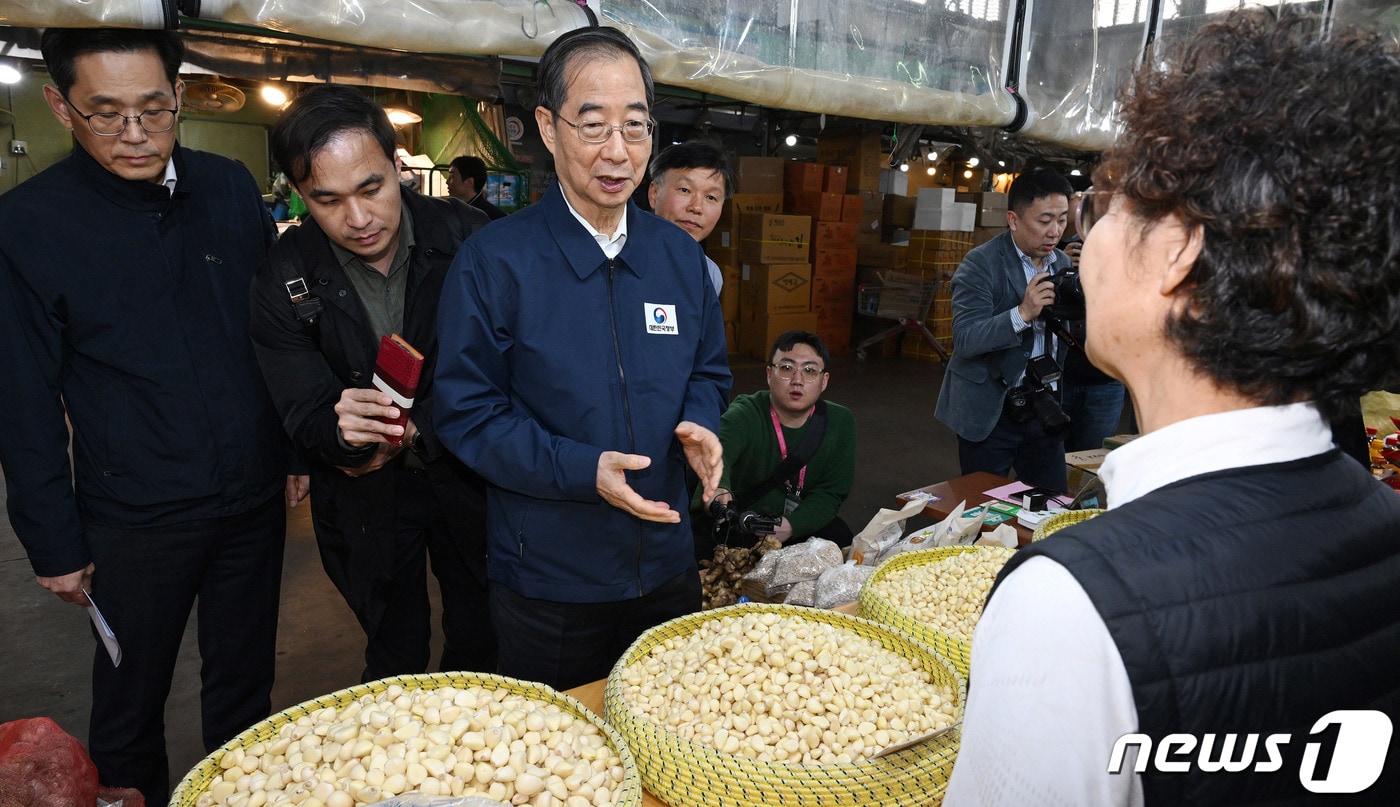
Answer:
[
  {"left": 85, "top": 493, "right": 285, "bottom": 805},
  {"left": 359, "top": 464, "right": 496, "bottom": 682},
  {"left": 489, "top": 565, "right": 701, "bottom": 691},
  {"left": 958, "top": 404, "right": 1069, "bottom": 492}
]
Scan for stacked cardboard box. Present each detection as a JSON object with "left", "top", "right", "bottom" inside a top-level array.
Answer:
[
  {"left": 815, "top": 132, "right": 882, "bottom": 192},
  {"left": 956, "top": 191, "right": 1009, "bottom": 228},
  {"left": 903, "top": 229, "right": 976, "bottom": 359},
  {"left": 738, "top": 212, "right": 815, "bottom": 360},
  {"left": 912, "top": 188, "right": 976, "bottom": 232}
]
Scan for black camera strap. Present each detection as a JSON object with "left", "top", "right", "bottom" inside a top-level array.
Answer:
[{"left": 733, "top": 400, "right": 829, "bottom": 512}]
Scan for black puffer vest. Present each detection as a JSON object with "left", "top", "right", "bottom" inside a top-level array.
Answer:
[{"left": 994, "top": 450, "right": 1400, "bottom": 804}]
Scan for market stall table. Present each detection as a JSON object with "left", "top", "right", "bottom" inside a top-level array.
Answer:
[{"left": 896, "top": 471, "right": 1035, "bottom": 546}]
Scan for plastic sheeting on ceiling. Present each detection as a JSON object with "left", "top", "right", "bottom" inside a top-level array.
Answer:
[{"left": 1, "top": 0, "right": 1397, "bottom": 152}]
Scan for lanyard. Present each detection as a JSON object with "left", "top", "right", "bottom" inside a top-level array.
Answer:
[{"left": 770, "top": 405, "right": 813, "bottom": 491}]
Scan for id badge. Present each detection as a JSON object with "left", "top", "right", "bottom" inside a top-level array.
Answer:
[{"left": 783, "top": 488, "right": 801, "bottom": 515}]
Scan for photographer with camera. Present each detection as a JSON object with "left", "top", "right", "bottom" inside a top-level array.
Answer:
[
  {"left": 935, "top": 168, "right": 1074, "bottom": 490},
  {"left": 694, "top": 331, "right": 856, "bottom": 559}
]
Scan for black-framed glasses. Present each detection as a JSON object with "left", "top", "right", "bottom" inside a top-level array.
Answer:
[
  {"left": 62, "top": 94, "right": 178, "bottom": 136},
  {"left": 770, "top": 362, "right": 824, "bottom": 381},
  {"left": 1076, "top": 188, "right": 1115, "bottom": 237},
  {"left": 555, "top": 114, "right": 655, "bottom": 144}
]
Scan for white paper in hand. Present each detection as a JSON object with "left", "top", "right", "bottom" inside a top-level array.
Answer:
[{"left": 83, "top": 588, "right": 122, "bottom": 667}]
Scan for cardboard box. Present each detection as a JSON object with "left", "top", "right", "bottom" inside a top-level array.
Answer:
[
  {"left": 824, "top": 165, "right": 849, "bottom": 194},
  {"left": 816, "top": 325, "right": 853, "bottom": 356},
  {"left": 725, "top": 320, "right": 739, "bottom": 352},
  {"left": 784, "top": 161, "right": 826, "bottom": 194},
  {"left": 813, "top": 247, "right": 858, "bottom": 281},
  {"left": 956, "top": 191, "right": 1008, "bottom": 211},
  {"left": 856, "top": 231, "right": 884, "bottom": 248},
  {"left": 816, "top": 132, "right": 883, "bottom": 192},
  {"left": 707, "top": 246, "right": 740, "bottom": 268},
  {"left": 740, "top": 262, "right": 812, "bottom": 315},
  {"left": 810, "top": 220, "right": 858, "bottom": 251},
  {"left": 718, "top": 262, "right": 742, "bottom": 321},
  {"left": 879, "top": 168, "right": 909, "bottom": 196},
  {"left": 884, "top": 194, "right": 916, "bottom": 228},
  {"left": 1065, "top": 448, "right": 1111, "bottom": 496},
  {"left": 840, "top": 194, "right": 864, "bottom": 223},
  {"left": 917, "top": 187, "right": 958, "bottom": 210},
  {"left": 913, "top": 201, "right": 976, "bottom": 232},
  {"left": 733, "top": 157, "right": 784, "bottom": 194},
  {"left": 739, "top": 213, "right": 811, "bottom": 264},
  {"left": 708, "top": 193, "right": 787, "bottom": 249},
  {"left": 786, "top": 191, "right": 845, "bottom": 222},
  {"left": 857, "top": 243, "right": 909, "bottom": 269},
  {"left": 739, "top": 310, "right": 820, "bottom": 360},
  {"left": 978, "top": 208, "right": 1008, "bottom": 228},
  {"left": 812, "top": 273, "right": 856, "bottom": 306},
  {"left": 812, "top": 299, "right": 854, "bottom": 330},
  {"left": 1102, "top": 434, "right": 1140, "bottom": 450}
]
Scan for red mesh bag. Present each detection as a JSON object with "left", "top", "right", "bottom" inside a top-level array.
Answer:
[{"left": 0, "top": 717, "right": 99, "bottom": 807}]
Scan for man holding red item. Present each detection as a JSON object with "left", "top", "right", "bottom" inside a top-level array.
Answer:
[{"left": 250, "top": 85, "right": 495, "bottom": 683}]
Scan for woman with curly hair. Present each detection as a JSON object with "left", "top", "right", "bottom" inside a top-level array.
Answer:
[{"left": 945, "top": 8, "right": 1400, "bottom": 805}]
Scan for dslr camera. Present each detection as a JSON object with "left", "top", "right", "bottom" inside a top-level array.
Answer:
[
  {"left": 1007, "top": 355, "right": 1072, "bottom": 438},
  {"left": 1041, "top": 267, "right": 1085, "bottom": 322},
  {"left": 709, "top": 499, "right": 781, "bottom": 538}
]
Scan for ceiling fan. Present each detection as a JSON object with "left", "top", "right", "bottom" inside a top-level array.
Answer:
[{"left": 183, "top": 79, "right": 246, "bottom": 113}]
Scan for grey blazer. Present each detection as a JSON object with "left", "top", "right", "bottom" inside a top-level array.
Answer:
[{"left": 934, "top": 230, "right": 1071, "bottom": 442}]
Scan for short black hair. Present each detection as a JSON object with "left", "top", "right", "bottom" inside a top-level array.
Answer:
[
  {"left": 536, "top": 27, "right": 654, "bottom": 116},
  {"left": 650, "top": 141, "right": 735, "bottom": 201},
  {"left": 1008, "top": 168, "right": 1073, "bottom": 213},
  {"left": 450, "top": 155, "right": 489, "bottom": 189},
  {"left": 1097, "top": 7, "right": 1400, "bottom": 415},
  {"left": 770, "top": 330, "right": 831, "bottom": 367},
  {"left": 271, "top": 85, "right": 397, "bottom": 185},
  {"left": 41, "top": 28, "right": 185, "bottom": 98}
]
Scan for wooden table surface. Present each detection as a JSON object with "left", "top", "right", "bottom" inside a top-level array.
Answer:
[{"left": 896, "top": 471, "right": 1035, "bottom": 546}]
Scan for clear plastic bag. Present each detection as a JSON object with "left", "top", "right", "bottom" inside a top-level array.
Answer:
[
  {"left": 784, "top": 578, "right": 819, "bottom": 607},
  {"left": 813, "top": 560, "right": 875, "bottom": 609},
  {"left": 768, "top": 537, "right": 845, "bottom": 592}
]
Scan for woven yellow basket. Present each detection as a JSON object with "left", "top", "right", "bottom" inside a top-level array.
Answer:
[
  {"left": 858, "top": 545, "right": 1015, "bottom": 677},
  {"left": 1032, "top": 508, "right": 1105, "bottom": 541},
  {"left": 604, "top": 602, "right": 965, "bottom": 807},
  {"left": 170, "top": 671, "right": 642, "bottom": 807}
]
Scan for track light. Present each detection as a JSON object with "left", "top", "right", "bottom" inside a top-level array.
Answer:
[
  {"left": 785, "top": 134, "right": 798, "bottom": 147},
  {"left": 899, "top": 163, "right": 909, "bottom": 173},
  {"left": 260, "top": 85, "right": 288, "bottom": 106},
  {"left": 0, "top": 60, "right": 22, "bottom": 85},
  {"left": 966, "top": 157, "right": 979, "bottom": 167}
]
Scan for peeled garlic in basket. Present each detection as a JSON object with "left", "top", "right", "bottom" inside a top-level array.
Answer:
[{"left": 616, "top": 611, "right": 958, "bottom": 765}]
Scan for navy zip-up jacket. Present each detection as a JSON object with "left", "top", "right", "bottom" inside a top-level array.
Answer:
[
  {"left": 0, "top": 144, "right": 284, "bottom": 577},
  {"left": 433, "top": 183, "right": 731, "bottom": 602}
]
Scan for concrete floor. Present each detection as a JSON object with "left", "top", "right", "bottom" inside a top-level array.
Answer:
[{"left": 0, "top": 349, "right": 967, "bottom": 789}]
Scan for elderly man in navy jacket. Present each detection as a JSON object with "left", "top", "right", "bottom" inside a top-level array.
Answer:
[{"left": 434, "top": 27, "right": 730, "bottom": 691}]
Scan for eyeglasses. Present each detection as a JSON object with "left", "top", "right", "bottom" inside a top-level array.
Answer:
[
  {"left": 62, "top": 94, "right": 178, "bottom": 136},
  {"left": 1076, "top": 188, "right": 1115, "bottom": 237},
  {"left": 555, "top": 114, "right": 655, "bottom": 144},
  {"left": 770, "top": 362, "right": 824, "bottom": 381}
]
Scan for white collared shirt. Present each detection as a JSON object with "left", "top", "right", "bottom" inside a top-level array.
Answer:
[
  {"left": 945, "top": 402, "right": 1333, "bottom": 807},
  {"left": 163, "top": 156, "right": 178, "bottom": 196},
  {"left": 561, "top": 191, "right": 628, "bottom": 259},
  {"left": 1006, "top": 241, "right": 1051, "bottom": 387}
]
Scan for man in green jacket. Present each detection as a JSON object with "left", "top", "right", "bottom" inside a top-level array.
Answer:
[{"left": 696, "top": 330, "right": 856, "bottom": 556}]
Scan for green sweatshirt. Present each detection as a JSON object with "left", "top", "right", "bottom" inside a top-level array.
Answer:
[{"left": 697, "top": 390, "right": 856, "bottom": 539}]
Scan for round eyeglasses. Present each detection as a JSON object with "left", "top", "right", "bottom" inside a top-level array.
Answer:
[
  {"left": 770, "top": 362, "right": 824, "bottom": 381},
  {"left": 1076, "top": 188, "right": 1116, "bottom": 237},
  {"left": 555, "top": 114, "right": 655, "bottom": 144},
  {"left": 62, "top": 94, "right": 178, "bottom": 136}
]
